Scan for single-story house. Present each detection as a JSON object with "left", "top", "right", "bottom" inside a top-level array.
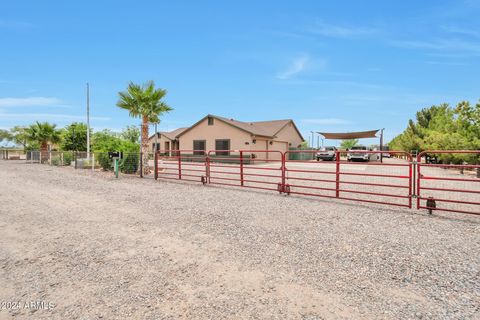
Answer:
[
  {"left": 148, "top": 114, "right": 304, "bottom": 160},
  {"left": 148, "top": 127, "right": 188, "bottom": 152}
]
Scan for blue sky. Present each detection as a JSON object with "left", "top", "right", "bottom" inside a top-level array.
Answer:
[{"left": 1, "top": 0, "right": 479, "bottom": 146}]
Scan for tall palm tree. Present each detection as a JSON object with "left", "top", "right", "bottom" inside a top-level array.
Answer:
[
  {"left": 117, "top": 81, "right": 172, "bottom": 174},
  {"left": 25, "top": 122, "right": 61, "bottom": 162}
]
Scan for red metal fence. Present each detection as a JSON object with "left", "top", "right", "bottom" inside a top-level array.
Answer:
[
  {"left": 154, "top": 149, "right": 480, "bottom": 215},
  {"left": 206, "top": 150, "right": 283, "bottom": 192},
  {"left": 155, "top": 150, "right": 207, "bottom": 183},
  {"left": 284, "top": 150, "right": 413, "bottom": 208},
  {"left": 417, "top": 150, "right": 480, "bottom": 215}
]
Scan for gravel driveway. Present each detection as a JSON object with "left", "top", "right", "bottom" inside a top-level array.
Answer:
[{"left": 0, "top": 160, "right": 479, "bottom": 319}]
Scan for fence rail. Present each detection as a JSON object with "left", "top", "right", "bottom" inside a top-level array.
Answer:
[
  {"left": 20, "top": 149, "right": 480, "bottom": 216},
  {"left": 417, "top": 150, "right": 480, "bottom": 215}
]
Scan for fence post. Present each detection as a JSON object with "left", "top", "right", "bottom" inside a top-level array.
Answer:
[
  {"left": 240, "top": 151, "right": 244, "bottom": 187},
  {"left": 335, "top": 150, "right": 340, "bottom": 198},
  {"left": 416, "top": 153, "right": 421, "bottom": 209},
  {"left": 74, "top": 151, "right": 77, "bottom": 169},
  {"left": 178, "top": 151, "right": 182, "bottom": 180},
  {"left": 92, "top": 153, "right": 95, "bottom": 171},
  {"left": 139, "top": 152, "right": 143, "bottom": 178},
  {"left": 281, "top": 152, "right": 286, "bottom": 192},
  {"left": 206, "top": 153, "right": 210, "bottom": 184},
  {"left": 408, "top": 153, "right": 413, "bottom": 209},
  {"left": 154, "top": 151, "right": 158, "bottom": 180}
]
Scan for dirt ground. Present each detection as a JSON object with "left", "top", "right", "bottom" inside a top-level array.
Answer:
[{"left": 0, "top": 160, "right": 479, "bottom": 319}]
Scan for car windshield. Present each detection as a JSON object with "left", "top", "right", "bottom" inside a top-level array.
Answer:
[
  {"left": 325, "top": 147, "right": 335, "bottom": 151},
  {"left": 351, "top": 146, "right": 367, "bottom": 150}
]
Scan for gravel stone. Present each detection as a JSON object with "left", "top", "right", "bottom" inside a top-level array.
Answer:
[{"left": 0, "top": 160, "right": 479, "bottom": 319}]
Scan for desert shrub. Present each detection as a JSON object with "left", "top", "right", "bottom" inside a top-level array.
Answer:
[
  {"left": 119, "top": 153, "right": 139, "bottom": 174},
  {"left": 51, "top": 155, "right": 61, "bottom": 166},
  {"left": 63, "top": 152, "right": 73, "bottom": 166},
  {"left": 97, "top": 153, "right": 113, "bottom": 171}
]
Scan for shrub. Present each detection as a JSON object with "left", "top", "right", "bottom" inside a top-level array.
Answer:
[
  {"left": 51, "top": 155, "right": 62, "bottom": 166},
  {"left": 63, "top": 152, "right": 73, "bottom": 166},
  {"left": 119, "top": 153, "right": 139, "bottom": 174},
  {"left": 97, "top": 153, "right": 113, "bottom": 171}
]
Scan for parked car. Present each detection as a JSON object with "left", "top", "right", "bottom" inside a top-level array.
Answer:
[
  {"left": 347, "top": 146, "right": 371, "bottom": 162},
  {"left": 316, "top": 146, "right": 337, "bottom": 161}
]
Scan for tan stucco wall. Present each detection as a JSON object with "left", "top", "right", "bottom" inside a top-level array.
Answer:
[
  {"left": 148, "top": 134, "right": 172, "bottom": 152},
  {"left": 273, "top": 122, "right": 304, "bottom": 148},
  {"left": 176, "top": 118, "right": 303, "bottom": 161},
  {"left": 178, "top": 118, "right": 253, "bottom": 152}
]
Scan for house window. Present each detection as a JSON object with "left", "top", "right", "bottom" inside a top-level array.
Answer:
[
  {"left": 208, "top": 117, "right": 214, "bottom": 126},
  {"left": 215, "top": 139, "right": 230, "bottom": 156},
  {"left": 193, "top": 140, "right": 206, "bottom": 155}
]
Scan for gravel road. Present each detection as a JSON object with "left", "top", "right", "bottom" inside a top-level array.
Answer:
[{"left": 0, "top": 160, "right": 479, "bottom": 319}]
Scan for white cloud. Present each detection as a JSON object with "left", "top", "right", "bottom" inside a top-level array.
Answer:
[
  {"left": 302, "top": 118, "right": 350, "bottom": 125},
  {"left": 390, "top": 38, "right": 480, "bottom": 54},
  {"left": 441, "top": 25, "right": 480, "bottom": 38},
  {"left": 307, "top": 21, "right": 379, "bottom": 38},
  {"left": 0, "top": 19, "right": 34, "bottom": 29},
  {"left": 0, "top": 97, "right": 63, "bottom": 108},
  {"left": 276, "top": 55, "right": 310, "bottom": 80},
  {"left": 0, "top": 112, "right": 110, "bottom": 121}
]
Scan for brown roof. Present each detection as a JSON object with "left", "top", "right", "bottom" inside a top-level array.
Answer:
[
  {"left": 149, "top": 127, "right": 188, "bottom": 141},
  {"left": 177, "top": 114, "right": 304, "bottom": 140}
]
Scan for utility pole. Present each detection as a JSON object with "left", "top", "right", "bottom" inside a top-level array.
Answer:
[
  {"left": 380, "top": 128, "right": 385, "bottom": 163},
  {"left": 310, "top": 131, "right": 314, "bottom": 149},
  {"left": 86, "top": 82, "right": 90, "bottom": 159}
]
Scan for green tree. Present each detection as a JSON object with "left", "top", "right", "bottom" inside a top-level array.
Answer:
[
  {"left": 0, "top": 129, "right": 12, "bottom": 145},
  {"left": 61, "top": 122, "right": 90, "bottom": 151},
  {"left": 92, "top": 130, "right": 139, "bottom": 171},
  {"left": 340, "top": 139, "right": 359, "bottom": 150},
  {"left": 116, "top": 81, "right": 172, "bottom": 174},
  {"left": 3, "top": 126, "right": 29, "bottom": 150},
  {"left": 299, "top": 141, "right": 309, "bottom": 148},
  {"left": 120, "top": 125, "right": 140, "bottom": 143},
  {"left": 25, "top": 122, "right": 61, "bottom": 161}
]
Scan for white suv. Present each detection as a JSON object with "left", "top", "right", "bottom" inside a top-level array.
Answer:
[
  {"left": 316, "top": 146, "right": 337, "bottom": 161},
  {"left": 347, "top": 146, "right": 370, "bottom": 162}
]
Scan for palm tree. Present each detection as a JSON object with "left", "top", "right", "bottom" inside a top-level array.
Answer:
[
  {"left": 25, "top": 122, "right": 61, "bottom": 162},
  {"left": 117, "top": 81, "right": 172, "bottom": 174}
]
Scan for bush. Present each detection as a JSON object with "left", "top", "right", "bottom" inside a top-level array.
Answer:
[
  {"left": 63, "top": 152, "right": 73, "bottom": 166},
  {"left": 97, "top": 153, "right": 113, "bottom": 171},
  {"left": 119, "top": 153, "right": 139, "bottom": 174},
  {"left": 51, "top": 155, "right": 61, "bottom": 166}
]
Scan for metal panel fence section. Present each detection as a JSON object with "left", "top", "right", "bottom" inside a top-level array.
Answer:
[
  {"left": 25, "top": 151, "right": 145, "bottom": 176},
  {"left": 207, "top": 150, "right": 283, "bottom": 192},
  {"left": 417, "top": 150, "right": 480, "bottom": 215},
  {"left": 284, "top": 150, "right": 413, "bottom": 208},
  {"left": 23, "top": 149, "right": 480, "bottom": 215},
  {"left": 154, "top": 150, "right": 207, "bottom": 183},
  {"left": 1, "top": 149, "right": 26, "bottom": 160}
]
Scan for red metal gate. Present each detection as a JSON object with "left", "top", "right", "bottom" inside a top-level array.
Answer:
[
  {"left": 417, "top": 150, "right": 480, "bottom": 215},
  {"left": 284, "top": 150, "right": 413, "bottom": 208},
  {"left": 207, "top": 150, "right": 283, "bottom": 192},
  {"left": 153, "top": 148, "right": 480, "bottom": 215},
  {"left": 155, "top": 150, "right": 207, "bottom": 183}
]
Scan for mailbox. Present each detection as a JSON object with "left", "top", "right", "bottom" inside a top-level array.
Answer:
[{"left": 108, "top": 151, "right": 123, "bottom": 159}]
